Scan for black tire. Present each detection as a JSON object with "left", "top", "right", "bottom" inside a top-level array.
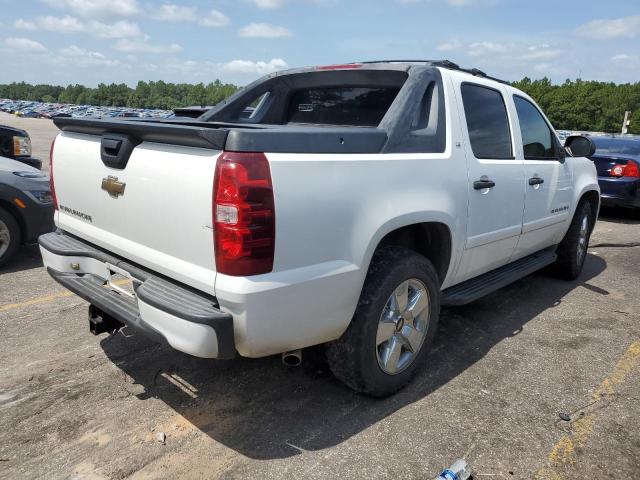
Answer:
[
  {"left": 0, "top": 207, "right": 21, "bottom": 268},
  {"left": 553, "top": 201, "right": 593, "bottom": 280},
  {"left": 327, "top": 247, "right": 440, "bottom": 397}
]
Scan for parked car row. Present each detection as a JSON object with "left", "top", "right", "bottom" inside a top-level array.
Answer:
[{"left": 0, "top": 99, "right": 173, "bottom": 120}]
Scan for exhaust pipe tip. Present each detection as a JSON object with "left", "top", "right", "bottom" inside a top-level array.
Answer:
[{"left": 282, "top": 349, "right": 302, "bottom": 367}]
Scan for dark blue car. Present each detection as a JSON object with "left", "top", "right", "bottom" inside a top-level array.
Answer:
[{"left": 589, "top": 136, "right": 640, "bottom": 210}]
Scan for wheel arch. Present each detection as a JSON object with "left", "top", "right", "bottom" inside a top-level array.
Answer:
[
  {"left": 363, "top": 214, "right": 454, "bottom": 286},
  {"left": 577, "top": 187, "right": 600, "bottom": 233}
]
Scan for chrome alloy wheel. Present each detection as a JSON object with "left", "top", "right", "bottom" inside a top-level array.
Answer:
[
  {"left": 576, "top": 214, "right": 589, "bottom": 265},
  {"left": 0, "top": 219, "right": 10, "bottom": 258},
  {"left": 376, "top": 279, "right": 430, "bottom": 375}
]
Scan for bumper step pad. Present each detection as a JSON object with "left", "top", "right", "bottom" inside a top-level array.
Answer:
[{"left": 40, "top": 231, "right": 235, "bottom": 358}]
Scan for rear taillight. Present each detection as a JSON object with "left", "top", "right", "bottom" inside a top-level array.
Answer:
[
  {"left": 49, "top": 136, "right": 58, "bottom": 210},
  {"left": 213, "top": 152, "right": 275, "bottom": 276},
  {"left": 610, "top": 161, "right": 639, "bottom": 178}
]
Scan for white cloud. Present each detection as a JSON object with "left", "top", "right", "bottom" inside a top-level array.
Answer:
[
  {"left": 459, "top": 40, "right": 564, "bottom": 77},
  {"left": 19, "top": 15, "right": 84, "bottom": 34},
  {"left": 14, "top": 19, "right": 37, "bottom": 30},
  {"left": 398, "top": 0, "right": 493, "bottom": 5},
  {"left": 611, "top": 53, "right": 638, "bottom": 63},
  {"left": 15, "top": 15, "right": 141, "bottom": 38},
  {"left": 468, "top": 41, "right": 510, "bottom": 56},
  {"left": 199, "top": 10, "right": 230, "bottom": 27},
  {"left": 521, "top": 44, "right": 562, "bottom": 61},
  {"left": 574, "top": 15, "right": 640, "bottom": 40},
  {"left": 222, "top": 58, "right": 288, "bottom": 74},
  {"left": 40, "top": 0, "right": 141, "bottom": 18},
  {"left": 88, "top": 20, "right": 142, "bottom": 38},
  {"left": 151, "top": 4, "right": 197, "bottom": 22},
  {"left": 4, "top": 37, "right": 48, "bottom": 52},
  {"left": 59, "top": 44, "right": 105, "bottom": 59},
  {"left": 114, "top": 38, "right": 182, "bottom": 53},
  {"left": 249, "top": 0, "right": 286, "bottom": 8},
  {"left": 436, "top": 39, "right": 463, "bottom": 51},
  {"left": 246, "top": 0, "right": 334, "bottom": 9},
  {"left": 238, "top": 23, "right": 292, "bottom": 38},
  {"left": 146, "top": 5, "right": 230, "bottom": 27},
  {"left": 464, "top": 41, "right": 562, "bottom": 62},
  {"left": 159, "top": 58, "right": 288, "bottom": 80},
  {"left": 446, "top": 0, "right": 480, "bottom": 5},
  {"left": 57, "top": 45, "right": 122, "bottom": 67}
]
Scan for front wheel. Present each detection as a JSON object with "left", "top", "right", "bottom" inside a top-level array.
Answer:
[
  {"left": 327, "top": 247, "right": 440, "bottom": 397},
  {"left": 553, "top": 201, "right": 593, "bottom": 280},
  {"left": 0, "top": 208, "right": 20, "bottom": 268}
]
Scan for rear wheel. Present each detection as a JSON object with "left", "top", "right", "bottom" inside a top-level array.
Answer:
[
  {"left": 0, "top": 208, "right": 20, "bottom": 268},
  {"left": 554, "top": 201, "right": 592, "bottom": 280},
  {"left": 327, "top": 247, "right": 440, "bottom": 397}
]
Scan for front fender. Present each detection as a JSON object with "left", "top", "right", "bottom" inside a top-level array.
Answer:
[{"left": 572, "top": 157, "right": 600, "bottom": 214}]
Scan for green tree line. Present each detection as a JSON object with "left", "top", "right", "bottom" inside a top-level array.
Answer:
[
  {"left": 512, "top": 78, "right": 640, "bottom": 134},
  {"left": 0, "top": 77, "right": 638, "bottom": 133},
  {"left": 0, "top": 80, "right": 239, "bottom": 110}
]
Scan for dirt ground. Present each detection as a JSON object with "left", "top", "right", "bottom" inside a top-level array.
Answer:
[{"left": 0, "top": 113, "right": 639, "bottom": 480}]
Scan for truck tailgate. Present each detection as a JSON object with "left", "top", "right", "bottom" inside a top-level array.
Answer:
[{"left": 53, "top": 131, "right": 219, "bottom": 295}]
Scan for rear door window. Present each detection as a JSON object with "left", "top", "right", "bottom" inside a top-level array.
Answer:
[
  {"left": 461, "top": 83, "right": 513, "bottom": 159},
  {"left": 513, "top": 95, "right": 557, "bottom": 159},
  {"left": 286, "top": 86, "right": 400, "bottom": 127}
]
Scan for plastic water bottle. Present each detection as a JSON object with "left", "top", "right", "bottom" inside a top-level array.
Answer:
[{"left": 434, "top": 459, "right": 472, "bottom": 480}]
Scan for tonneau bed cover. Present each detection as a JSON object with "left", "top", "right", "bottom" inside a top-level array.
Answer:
[{"left": 53, "top": 116, "right": 388, "bottom": 154}]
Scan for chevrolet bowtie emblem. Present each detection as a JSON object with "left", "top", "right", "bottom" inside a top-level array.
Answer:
[{"left": 101, "top": 176, "right": 126, "bottom": 198}]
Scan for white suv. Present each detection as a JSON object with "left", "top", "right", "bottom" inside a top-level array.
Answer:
[{"left": 39, "top": 61, "right": 600, "bottom": 396}]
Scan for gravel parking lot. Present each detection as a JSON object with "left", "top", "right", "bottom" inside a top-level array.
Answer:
[{"left": 1, "top": 114, "right": 639, "bottom": 479}]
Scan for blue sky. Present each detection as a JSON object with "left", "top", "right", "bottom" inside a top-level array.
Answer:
[{"left": 0, "top": 0, "right": 638, "bottom": 87}]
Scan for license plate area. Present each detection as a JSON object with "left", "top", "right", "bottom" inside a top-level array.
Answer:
[{"left": 105, "top": 263, "right": 137, "bottom": 298}]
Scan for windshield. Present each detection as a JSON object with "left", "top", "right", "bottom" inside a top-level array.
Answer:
[{"left": 594, "top": 137, "right": 640, "bottom": 156}]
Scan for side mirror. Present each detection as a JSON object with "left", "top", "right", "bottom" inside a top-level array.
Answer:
[{"left": 564, "top": 135, "right": 596, "bottom": 158}]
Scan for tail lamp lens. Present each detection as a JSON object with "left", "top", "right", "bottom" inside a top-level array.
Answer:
[
  {"left": 49, "top": 136, "right": 58, "bottom": 210},
  {"left": 213, "top": 152, "right": 275, "bottom": 276},
  {"left": 610, "top": 161, "right": 639, "bottom": 178}
]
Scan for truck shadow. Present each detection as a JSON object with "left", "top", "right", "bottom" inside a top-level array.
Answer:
[
  {"left": 0, "top": 244, "right": 43, "bottom": 275},
  {"left": 100, "top": 254, "right": 606, "bottom": 460},
  {"left": 598, "top": 206, "right": 640, "bottom": 224}
]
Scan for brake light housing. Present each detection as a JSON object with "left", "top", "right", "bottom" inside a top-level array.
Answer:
[
  {"left": 213, "top": 152, "right": 275, "bottom": 276},
  {"left": 610, "top": 161, "right": 639, "bottom": 178},
  {"left": 316, "top": 63, "right": 363, "bottom": 70},
  {"left": 49, "top": 136, "right": 58, "bottom": 210}
]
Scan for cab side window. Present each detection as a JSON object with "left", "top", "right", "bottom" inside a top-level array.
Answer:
[
  {"left": 513, "top": 95, "right": 557, "bottom": 159},
  {"left": 461, "top": 83, "right": 513, "bottom": 159}
]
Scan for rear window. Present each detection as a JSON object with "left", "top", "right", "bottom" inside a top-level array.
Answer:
[
  {"left": 286, "top": 86, "right": 401, "bottom": 126},
  {"left": 594, "top": 138, "right": 640, "bottom": 156}
]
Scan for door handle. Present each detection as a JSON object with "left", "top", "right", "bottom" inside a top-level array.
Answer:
[
  {"left": 473, "top": 179, "right": 496, "bottom": 190},
  {"left": 528, "top": 177, "right": 545, "bottom": 186}
]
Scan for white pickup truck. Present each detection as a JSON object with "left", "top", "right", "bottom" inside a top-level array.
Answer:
[{"left": 40, "top": 61, "right": 600, "bottom": 396}]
